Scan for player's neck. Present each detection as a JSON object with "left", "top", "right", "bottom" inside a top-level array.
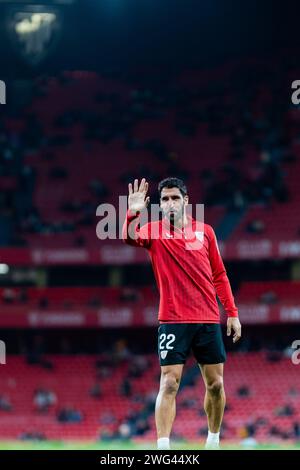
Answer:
[{"left": 172, "top": 214, "right": 188, "bottom": 230}]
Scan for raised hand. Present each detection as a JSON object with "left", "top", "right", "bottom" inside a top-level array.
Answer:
[{"left": 128, "top": 178, "right": 150, "bottom": 214}]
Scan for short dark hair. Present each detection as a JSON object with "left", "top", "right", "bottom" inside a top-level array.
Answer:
[{"left": 158, "top": 177, "right": 187, "bottom": 197}]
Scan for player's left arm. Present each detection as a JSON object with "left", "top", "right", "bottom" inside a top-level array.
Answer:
[{"left": 208, "top": 226, "right": 241, "bottom": 343}]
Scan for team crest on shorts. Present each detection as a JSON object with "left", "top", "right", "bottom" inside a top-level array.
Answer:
[{"left": 160, "top": 350, "right": 168, "bottom": 359}]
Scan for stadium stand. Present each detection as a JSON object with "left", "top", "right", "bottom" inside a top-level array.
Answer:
[{"left": 0, "top": 352, "right": 299, "bottom": 442}]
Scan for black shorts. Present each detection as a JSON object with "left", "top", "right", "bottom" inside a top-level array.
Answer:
[{"left": 157, "top": 323, "right": 226, "bottom": 366}]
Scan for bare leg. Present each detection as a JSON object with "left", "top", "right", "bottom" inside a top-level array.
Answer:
[
  {"left": 155, "top": 364, "right": 183, "bottom": 442},
  {"left": 200, "top": 363, "right": 225, "bottom": 446}
]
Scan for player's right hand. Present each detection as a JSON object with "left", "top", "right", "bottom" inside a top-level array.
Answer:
[
  {"left": 227, "top": 317, "right": 242, "bottom": 343},
  {"left": 128, "top": 178, "right": 150, "bottom": 213}
]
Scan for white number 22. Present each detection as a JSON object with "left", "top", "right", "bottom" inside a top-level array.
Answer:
[{"left": 159, "top": 333, "right": 175, "bottom": 350}]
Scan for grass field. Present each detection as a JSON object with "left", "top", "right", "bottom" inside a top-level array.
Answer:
[{"left": 0, "top": 440, "right": 299, "bottom": 450}]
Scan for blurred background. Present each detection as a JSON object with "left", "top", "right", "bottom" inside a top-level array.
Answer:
[{"left": 0, "top": 0, "right": 300, "bottom": 450}]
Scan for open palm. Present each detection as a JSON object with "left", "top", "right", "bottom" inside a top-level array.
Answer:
[{"left": 128, "top": 178, "right": 150, "bottom": 213}]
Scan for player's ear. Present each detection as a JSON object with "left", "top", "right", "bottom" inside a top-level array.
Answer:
[{"left": 184, "top": 195, "right": 189, "bottom": 205}]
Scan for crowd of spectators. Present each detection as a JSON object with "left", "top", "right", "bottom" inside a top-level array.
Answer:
[{"left": 1, "top": 57, "right": 299, "bottom": 246}]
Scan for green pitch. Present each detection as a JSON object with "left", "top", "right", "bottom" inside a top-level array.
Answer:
[{"left": 0, "top": 441, "right": 299, "bottom": 450}]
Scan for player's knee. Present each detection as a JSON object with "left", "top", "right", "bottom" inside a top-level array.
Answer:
[
  {"left": 206, "top": 377, "right": 224, "bottom": 396},
  {"left": 161, "top": 374, "right": 180, "bottom": 395}
]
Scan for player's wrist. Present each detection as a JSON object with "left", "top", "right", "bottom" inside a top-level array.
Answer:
[{"left": 127, "top": 209, "right": 141, "bottom": 219}]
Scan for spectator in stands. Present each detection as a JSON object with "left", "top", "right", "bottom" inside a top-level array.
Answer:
[
  {"left": 60, "top": 337, "right": 72, "bottom": 354},
  {"left": 236, "top": 385, "right": 250, "bottom": 397},
  {"left": 269, "top": 425, "right": 284, "bottom": 438},
  {"left": 26, "top": 334, "right": 54, "bottom": 369},
  {"left": 88, "top": 296, "right": 102, "bottom": 307},
  {"left": 119, "top": 288, "right": 141, "bottom": 302},
  {"left": 60, "top": 199, "right": 83, "bottom": 214},
  {"left": 77, "top": 200, "right": 96, "bottom": 226},
  {"left": 95, "top": 354, "right": 114, "bottom": 376},
  {"left": 74, "top": 235, "right": 86, "bottom": 247},
  {"left": 198, "top": 425, "right": 209, "bottom": 437},
  {"left": 49, "top": 166, "right": 68, "bottom": 180},
  {"left": 117, "top": 422, "right": 132, "bottom": 440},
  {"left": 33, "top": 388, "right": 57, "bottom": 413},
  {"left": 120, "top": 378, "right": 132, "bottom": 397},
  {"left": 39, "top": 297, "right": 49, "bottom": 309},
  {"left": 260, "top": 290, "right": 278, "bottom": 304},
  {"left": 131, "top": 392, "right": 145, "bottom": 404},
  {"left": 145, "top": 390, "right": 157, "bottom": 407},
  {"left": 20, "top": 208, "right": 43, "bottom": 233},
  {"left": 89, "top": 382, "right": 102, "bottom": 399},
  {"left": 2, "top": 288, "right": 16, "bottom": 303},
  {"left": 19, "top": 430, "right": 46, "bottom": 441},
  {"left": 96, "top": 364, "right": 112, "bottom": 379},
  {"left": 292, "top": 422, "right": 300, "bottom": 439},
  {"left": 239, "top": 421, "right": 258, "bottom": 448},
  {"left": 0, "top": 394, "right": 12, "bottom": 411},
  {"left": 121, "top": 409, "right": 152, "bottom": 439},
  {"left": 265, "top": 350, "right": 282, "bottom": 362},
  {"left": 287, "top": 386, "right": 299, "bottom": 398},
  {"left": 89, "top": 179, "right": 109, "bottom": 198},
  {"left": 181, "top": 397, "right": 197, "bottom": 408},
  {"left": 62, "top": 299, "right": 74, "bottom": 309},
  {"left": 135, "top": 418, "right": 151, "bottom": 436},
  {"left": 23, "top": 114, "right": 43, "bottom": 151},
  {"left": 246, "top": 219, "right": 266, "bottom": 234},
  {"left": 99, "top": 411, "right": 116, "bottom": 425},
  {"left": 128, "top": 355, "right": 148, "bottom": 378},
  {"left": 275, "top": 403, "right": 295, "bottom": 417},
  {"left": 112, "top": 339, "right": 131, "bottom": 364},
  {"left": 230, "top": 190, "right": 247, "bottom": 211},
  {"left": 57, "top": 406, "right": 83, "bottom": 423},
  {"left": 19, "top": 288, "right": 28, "bottom": 303},
  {"left": 19, "top": 165, "right": 35, "bottom": 194},
  {"left": 99, "top": 427, "right": 115, "bottom": 441}
]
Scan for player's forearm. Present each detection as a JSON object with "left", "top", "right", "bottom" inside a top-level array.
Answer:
[
  {"left": 122, "top": 210, "right": 140, "bottom": 245},
  {"left": 213, "top": 271, "right": 239, "bottom": 318}
]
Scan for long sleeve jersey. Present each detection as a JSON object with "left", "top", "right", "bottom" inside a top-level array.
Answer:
[{"left": 122, "top": 210, "right": 238, "bottom": 323}]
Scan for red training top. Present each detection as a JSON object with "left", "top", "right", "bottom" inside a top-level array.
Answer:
[{"left": 122, "top": 211, "right": 238, "bottom": 323}]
